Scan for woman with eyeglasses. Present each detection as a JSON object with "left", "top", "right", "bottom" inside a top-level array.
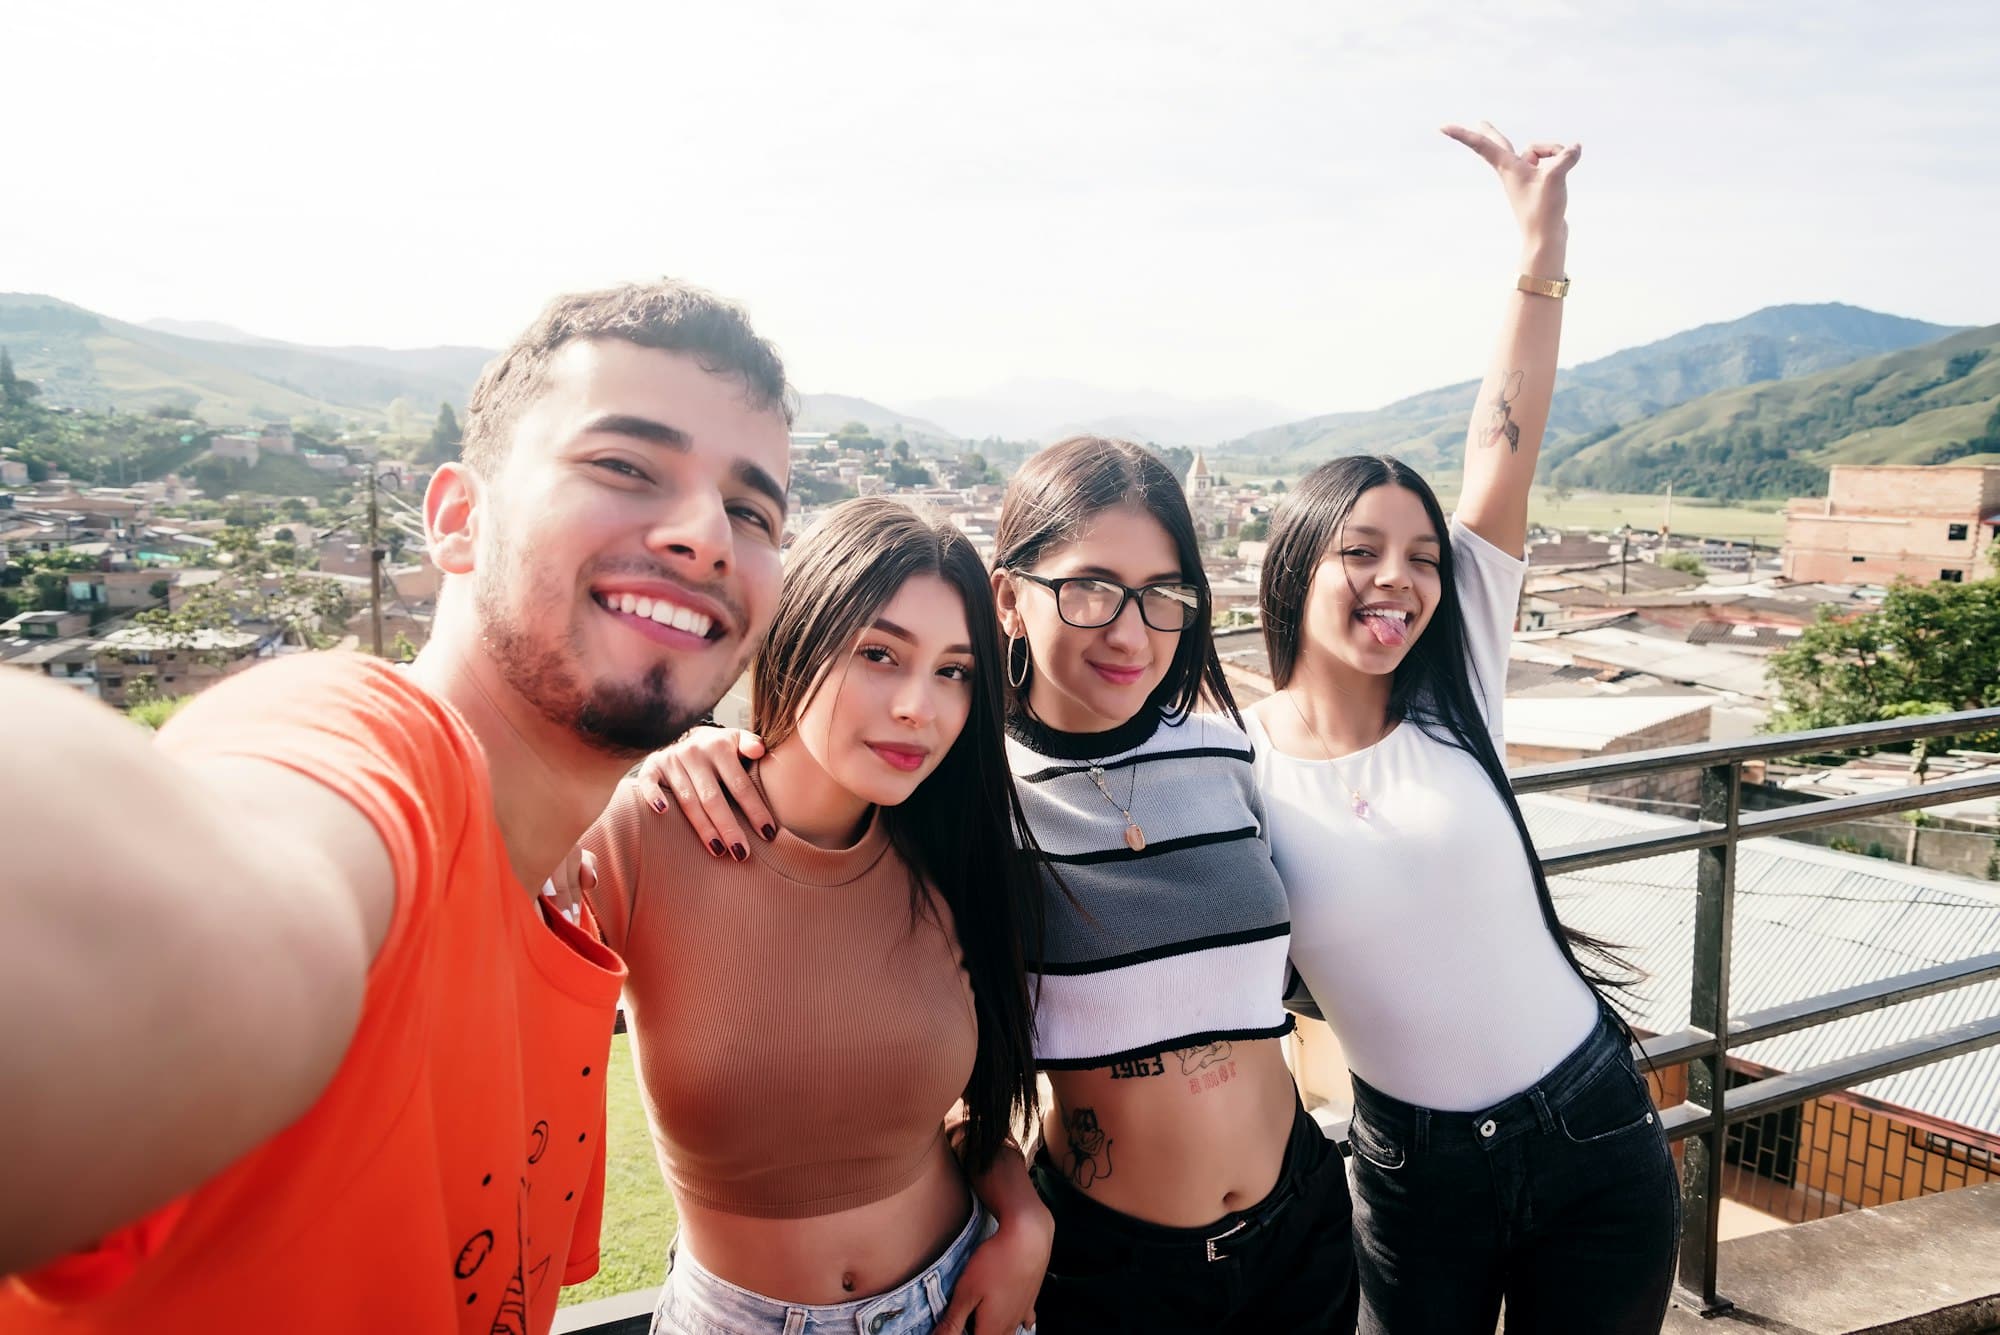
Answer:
[{"left": 649, "top": 435, "right": 1355, "bottom": 1333}]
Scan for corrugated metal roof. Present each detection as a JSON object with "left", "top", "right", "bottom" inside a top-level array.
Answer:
[{"left": 1525, "top": 795, "right": 2000, "bottom": 1136}]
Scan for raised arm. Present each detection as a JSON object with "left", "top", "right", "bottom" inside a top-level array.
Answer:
[
  {"left": 0, "top": 673, "right": 391, "bottom": 1275},
  {"left": 1446, "top": 121, "right": 1580, "bottom": 556}
]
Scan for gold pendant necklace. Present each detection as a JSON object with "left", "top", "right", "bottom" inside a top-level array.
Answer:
[
  {"left": 1284, "top": 690, "right": 1375, "bottom": 821},
  {"left": 1086, "top": 761, "right": 1147, "bottom": 851}
]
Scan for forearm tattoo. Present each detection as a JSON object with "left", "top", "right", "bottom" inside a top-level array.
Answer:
[
  {"left": 1481, "top": 369, "right": 1525, "bottom": 453},
  {"left": 1063, "top": 1106, "right": 1113, "bottom": 1187}
]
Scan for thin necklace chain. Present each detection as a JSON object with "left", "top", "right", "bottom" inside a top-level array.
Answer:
[
  {"left": 1085, "top": 757, "right": 1147, "bottom": 851},
  {"left": 1283, "top": 689, "right": 1376, "bottom": 821}
]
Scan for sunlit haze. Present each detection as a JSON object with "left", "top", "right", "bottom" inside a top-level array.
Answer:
[{"left": 6, "top": 0, "right": 1996, "bottom": 415}]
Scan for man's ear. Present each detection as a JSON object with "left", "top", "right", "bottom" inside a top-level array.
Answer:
[
  {"left": 425, "top": 462, "right": 481, "bottom": 576},
  {"left": 989, "top": 567, "right": 1022, "bottom": 637}
]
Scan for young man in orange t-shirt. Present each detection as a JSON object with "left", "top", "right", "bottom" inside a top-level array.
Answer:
[{"left": 0, "top": 280, "right": 794, "bottom": 1333}]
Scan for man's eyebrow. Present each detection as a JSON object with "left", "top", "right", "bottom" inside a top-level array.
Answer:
[
  {"left": 872, "top": 617, "right": 973, "bottom": 657},
  {"left": 736, "top": 461, "right": 788, "bottom": 517},
  {"left": 580, "top": 413, "right": 690, "bottom": 448},
  {"left": 580, "top": 414, "right": 787, "bottom": 517}
]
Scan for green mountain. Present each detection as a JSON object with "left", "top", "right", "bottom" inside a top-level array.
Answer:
[
  {"left": 1217, "top": 303, "right": 1962, "bottom": 475},
  {"left": 1548, "top": 324, "right": 2000, "bottom": 498},
  {"left": 793, "top": 392, "right": 960, "bottom": 443},
  {"left": 0, "top": 294, "right": 476, "bottom": 426}
]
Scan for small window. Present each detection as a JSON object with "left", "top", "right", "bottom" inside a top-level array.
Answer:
[
  {"left": 101, "top": 674, "right": 123, "bottom": 689},
  {"left": 1941, "top": 569, "right": 1965, "bottom": 583},
  {"left": 1948, "top": 523, "right": 1969, "bottom": 541},
  {"left": 1851, "top": 555, "right": 1865, "bottom": 563}
]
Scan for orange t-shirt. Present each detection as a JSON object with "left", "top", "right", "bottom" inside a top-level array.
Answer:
[{"left": 1, "top": 653, "right": 627, "bottom": 1334}]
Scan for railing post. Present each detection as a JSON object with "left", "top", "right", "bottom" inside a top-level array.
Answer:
[{"left": 1677, "top": 759, "right": 1738, "bottom": 1315}]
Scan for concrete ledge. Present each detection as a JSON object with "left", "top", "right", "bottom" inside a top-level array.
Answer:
[
  {"left": 1665, "top": 1183, "right": 2000, "bottom": 1334},
  {"left": 552, "top": 1285, "right": 657, "bottom": 1335}
]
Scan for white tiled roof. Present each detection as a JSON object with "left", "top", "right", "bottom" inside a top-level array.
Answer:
[{"left": 1525, "top": 794, "right": 2000, "bottom": 1136}]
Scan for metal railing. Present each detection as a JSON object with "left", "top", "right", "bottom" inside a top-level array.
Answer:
[
  {"left": 559, "top": 706, "right": 2000, "bottom": 1330},
  {"left": 1510, "top": 705, "right": 2000, "bottom": 1315}
]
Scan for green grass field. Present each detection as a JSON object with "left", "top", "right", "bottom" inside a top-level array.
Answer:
[
  {"left": 559, "top": 1033, "right": 677, "bottom": 1308},
  {"left": 1427, "top": 483, "right": 1792, "bottom": 542}
]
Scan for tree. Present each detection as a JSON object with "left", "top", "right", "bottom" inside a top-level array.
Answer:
[
  {"left": 29, "top": 570, "right": 70, "bottom": 612},
  {"left": 0, "top": 348, "right": 39, "bottom": 408},
  {"left": 1768, "top": 578, "right": 2000, "bottom": 744},
  {"left": 1659, "top": 552, "right": 1707, "bottom": 577},
  {"left": 426, "top": 402, "right": 463, "bottom": 465},
  {"left": 1238, "top": 518, "right": 1270, "bottom": 542}
]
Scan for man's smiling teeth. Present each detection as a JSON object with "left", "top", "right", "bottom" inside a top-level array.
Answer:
[{"left": 605, "top": 592, "right": 715, "bottom": 638}]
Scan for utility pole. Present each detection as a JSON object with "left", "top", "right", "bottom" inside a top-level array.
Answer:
[
  {"left": 1621, "top": 524, "right": 1631, "bottom": 595},
  {"left": 367, "top": 467, "right": 385, "bottom": 657}
]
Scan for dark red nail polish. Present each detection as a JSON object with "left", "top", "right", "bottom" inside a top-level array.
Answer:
[
  {"left": 651, "top": 798, "right": 667, "bottom": 814},
  {"left": 708, "top": 839, "right": 725, "bottom": 857},
  {"left": 761, "top": 824, "right": 777, "bottom": 842},
  {"left": 730, "top": 843, "right": 748, "bottom": 862}
]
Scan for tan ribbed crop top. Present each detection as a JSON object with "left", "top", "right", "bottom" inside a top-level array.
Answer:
[{"left": 581, "top": 776, "right": 978, "bottom": 1219}]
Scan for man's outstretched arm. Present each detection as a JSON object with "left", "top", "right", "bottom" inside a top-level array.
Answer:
[{"left": 0, "top": 672, "right": 394, "bottom": 1276}]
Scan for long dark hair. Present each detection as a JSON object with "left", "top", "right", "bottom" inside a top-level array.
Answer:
[
  {"left": 1260, "top": 456, "right": 1637, "bottom": 999},
  {"left": 994, "top": 435, "right": 1240, "bottom": 727},
  {"left": 749, "top": 497, "right": 1041, "bottom": 1169}
]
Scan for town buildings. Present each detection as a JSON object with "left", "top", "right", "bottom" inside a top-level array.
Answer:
[{"left": 1783, "top": 464, "right": 2000, "bottom": 585}]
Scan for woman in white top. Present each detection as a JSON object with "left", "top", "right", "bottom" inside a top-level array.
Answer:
[{"left": 1245, "top": 126, "right": 1680, "bottom": 1334}]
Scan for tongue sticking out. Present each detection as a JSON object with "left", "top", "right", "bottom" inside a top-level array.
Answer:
[{"left": 1362, "top": 613, "right": 1409, "bottom": 648}]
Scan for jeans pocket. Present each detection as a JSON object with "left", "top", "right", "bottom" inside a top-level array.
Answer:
[
  {"left": 1557, "top": 1057, "right": 1656, "bottom": 1145},
  {"left": 1347, "top": 1109, "right": 1407, "bottom": 1171}
]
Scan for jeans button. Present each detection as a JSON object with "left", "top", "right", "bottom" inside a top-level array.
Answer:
[{"left": 1479, "top": 1118, "right": 1497, "bottom": 1138}]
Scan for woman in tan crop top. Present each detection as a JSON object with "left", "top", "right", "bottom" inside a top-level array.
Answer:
[{"left": 566, "top": 498, "right": 1050, "bottom": 1335}]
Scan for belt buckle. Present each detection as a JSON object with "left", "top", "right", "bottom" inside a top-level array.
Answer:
[{"left": 1204, "top": 1218, "right": 1249, "bottom": 1262}]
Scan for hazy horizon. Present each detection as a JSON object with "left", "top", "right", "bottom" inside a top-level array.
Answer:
[{"left": 5, "top": 1, "right": 1996, "bottom": 417}]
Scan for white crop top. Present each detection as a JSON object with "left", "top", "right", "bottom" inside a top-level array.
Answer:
[{"left": 1249, "top": 518, "right": 1598, "bottom": 1111}]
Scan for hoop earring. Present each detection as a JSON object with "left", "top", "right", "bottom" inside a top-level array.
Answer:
[{"left": 1007, "top": 631, "right": 1031, "bottom": 689}]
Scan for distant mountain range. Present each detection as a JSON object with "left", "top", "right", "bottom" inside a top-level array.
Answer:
[
  {"left": 903, "top": 378, "right": 1302, "bottom": 447},
  {"left": 0, "top": 294, "right": 482, "bottom": 426},
  {"left": 1216, "top": 303, "right": 1964, "bottom": 475},
  {"left": 1545, "top": 323, "right": 2000, "bottom": 497},
  {"left": 6, "top": 295, "right": 1992, "bottom": 502}
]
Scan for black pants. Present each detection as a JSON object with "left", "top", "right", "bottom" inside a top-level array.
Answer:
[
  {"left": 1031, "top": 1098, "right": 1358, "bottom": 1334},
  {"left": 1346, "top": 1007, "right": 1681, "bottom": 1334}
]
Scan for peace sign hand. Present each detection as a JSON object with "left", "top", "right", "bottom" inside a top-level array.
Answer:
[{"left": 1442, "top": 121, "right": 1580, "bottom": 250}]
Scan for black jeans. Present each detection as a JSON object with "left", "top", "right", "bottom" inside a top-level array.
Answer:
[
  {"left": 1346, "top": 1007, "right": 1681, "bottom": 1335},
  {"left": 1030, "top": 1098, "right": 1358, "bottom": 1334}
]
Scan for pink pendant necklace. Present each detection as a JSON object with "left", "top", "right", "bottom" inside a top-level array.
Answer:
[
  {"left": 1284, "top": 689, "right": 1376, "bottom": 821},
  {"left": 1086, "top": 761, "right": 1147, "bottom": 851}
]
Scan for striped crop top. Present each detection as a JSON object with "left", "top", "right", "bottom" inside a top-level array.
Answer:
[{"left": 1007, "top": 706, "right": 1295, "bottom": 1070}]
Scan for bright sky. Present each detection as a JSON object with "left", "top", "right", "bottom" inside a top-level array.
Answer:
[{"left": 5, "top": 1, "right": 1996, "bottom": 415}]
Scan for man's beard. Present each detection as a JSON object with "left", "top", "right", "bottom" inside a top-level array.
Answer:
[{"left": 475, "top": 564, "right": 745, "bottom": 758}]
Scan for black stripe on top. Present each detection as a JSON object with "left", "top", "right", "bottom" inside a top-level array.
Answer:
[
  {"left": 1027, "top": 920, "right": 1291, "bottom": 976},
  {"left": 1040, "top": 824, "right": 1259, "bottom": 867},
  {"left": 1014, "top": 745, "right": 1256, "bottom": 786},
  {"left": 1037, "top": 1019, "right": 1298, "bottom": 1072}
]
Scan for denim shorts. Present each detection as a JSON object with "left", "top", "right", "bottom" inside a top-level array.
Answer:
[{"left": 651, "top": 1199, "right": 1032, "bottom": 1335}]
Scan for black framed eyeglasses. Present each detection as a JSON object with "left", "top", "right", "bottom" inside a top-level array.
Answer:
[{"left": 1009, "top": 571, "right": 1204, "bottom": 632}]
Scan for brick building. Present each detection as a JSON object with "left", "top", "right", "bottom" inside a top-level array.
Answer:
[{"left": 1783, "top": 465, "right": 2000, "bottom": 585}]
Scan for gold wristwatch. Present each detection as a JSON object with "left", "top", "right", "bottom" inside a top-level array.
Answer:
[{"left": 1517, "top": 273, "right": 1571, "bottom": 299}]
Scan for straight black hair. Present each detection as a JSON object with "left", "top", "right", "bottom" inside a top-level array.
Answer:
[
  {"left": 1260, "top": 456, "right": 1638, "bottom": 1001},
  {"left": 751, "top": 497, "right": 1042, "bottom": 1170},
  {"left": 994, "top": 435, "right": 1240, "bottom": 728}
]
